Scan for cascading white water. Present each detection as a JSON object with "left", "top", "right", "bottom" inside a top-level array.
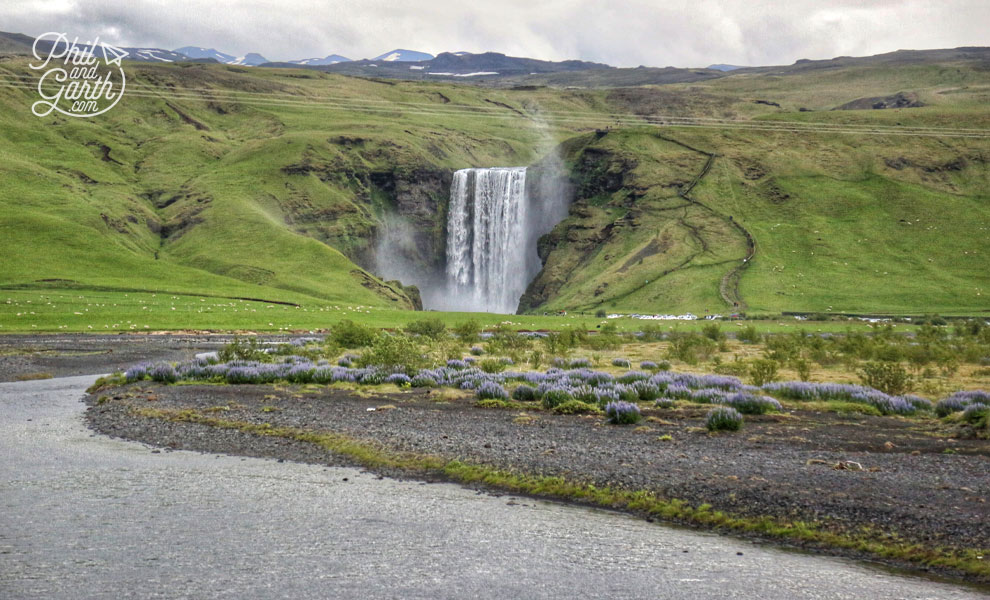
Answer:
[
  {"left": 443, "top": 167, "right": 533, "bottom": 313},
  {"left": 376, "top": 159, "right": 569, "bottom": 314}
]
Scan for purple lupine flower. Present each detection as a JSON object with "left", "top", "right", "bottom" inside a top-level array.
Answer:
[
  {"left": 477, "top": 381, "right": 509, "bottom": 400},
  {"left": 605, "top": 401, "right": 642, "bottom": 424},
  {"left": 617, "top": 370, "right": 649, "bottom": 384},
  {"left": 125, "top": 363, "right": 150, "bottom": 382},
  {"left": 149, "top": 363, "right": 178, "bottom": 384}
]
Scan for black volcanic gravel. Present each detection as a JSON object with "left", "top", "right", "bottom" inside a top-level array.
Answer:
[{"left": 86, "top": 381, "right": 990, "bottom": 559}]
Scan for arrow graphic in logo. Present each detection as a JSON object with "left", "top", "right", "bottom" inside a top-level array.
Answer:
[{"left": 101, "top": 42, "right": 128, "bottom": 66}]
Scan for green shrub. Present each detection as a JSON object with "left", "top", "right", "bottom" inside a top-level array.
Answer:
[
  {"left": 702, "top": 323, "right": 726, "bottom": 342},
  {"left": 512, "top": 385, "right": 539, "bottom": 402},
  {"left": 713, "top": 357, "right": 748, "bottom": 377},
  {"left": 858, "top": 361, "right": 912, "bottom": 396},
  {"left": 476, "top": 399, "right": 511, "bottom": 409},
  {"left": 737, "top": 325, "right": 761, "bottom": 344},
  {"left": 404, "top": 318, "right": 448, "bottom": 340},
  {"left": 218, "top": 337, "right": 268, "bottom": 362},
  {"left": 330, "top": 319, "right": 377, "bottom": 348},
  {"left": 666, "top": 332, "right": 716, "bottom": 365},
  {"left": 552, "top": 400, "right": 599, "bottom": 415},
  {"left": 479, "top": 358, "right": 508, "bottom": 374},
  {"left": 357, "top": 334, "right": 425, "bottom": 372},
  {"left": 485, "top": 323, "right": 532, "bottom": 354},
  {"left": 749, "top": 359, "right": 779, "bottom": 386},
  {"left": 452, "top": 319, "right": 482, "bottom": 343},
  {"left": 528, "top": 349, "right": 544, "bottom": 369}
]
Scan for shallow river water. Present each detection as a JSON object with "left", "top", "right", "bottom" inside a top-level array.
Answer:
[{"left": 1, "top": 375, "right": 985, "bottom": 599}]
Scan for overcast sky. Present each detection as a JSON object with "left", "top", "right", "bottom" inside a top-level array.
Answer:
[{"left": 3, "top": 0, "right": 987, "bottom": 66}]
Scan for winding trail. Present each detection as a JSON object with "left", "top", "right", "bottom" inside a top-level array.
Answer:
[
  {"left": 1, "top": 375, "right": 986, "bottom": 599},
  {"left": 654, "top": 134, "right": 757, "bottom": 311}
]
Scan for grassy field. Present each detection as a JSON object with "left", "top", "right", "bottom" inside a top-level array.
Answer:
[
  {"left": 0, "top": 54, "right": 987, "bottom": 331},
  {"left": 0, "top": 289, "right": 926, "bottom": 334}
]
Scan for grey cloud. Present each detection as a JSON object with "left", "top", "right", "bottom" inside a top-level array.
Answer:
[{"left": 1, "top": 0, "right": 986, "bottom": 66}]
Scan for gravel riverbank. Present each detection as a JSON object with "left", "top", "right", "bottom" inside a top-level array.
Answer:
[{"left": 85, "top": 379, "right": 990, "bottom": 583}]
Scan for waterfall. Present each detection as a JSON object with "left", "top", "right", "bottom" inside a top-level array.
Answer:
[
  {"left": 377, "top": 159, "right": 569, "bottom": 315},
  {"left": 443, "top": 167, "right": 533, "bottom": 313}
]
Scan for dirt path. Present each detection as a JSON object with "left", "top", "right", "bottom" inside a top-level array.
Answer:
[{"left": 654, "top": 134, "right": 757, "bottom": 311}]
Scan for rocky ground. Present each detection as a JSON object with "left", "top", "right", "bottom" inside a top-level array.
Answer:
[
  {"left": 85, "top": 380, "right": 990, "bottom": 580},
  {"left": 0, "top": 333, "right": 285, "bottom": 381},
  {"left": 4, "top": 334, "right": 988, "bottom": 583}
]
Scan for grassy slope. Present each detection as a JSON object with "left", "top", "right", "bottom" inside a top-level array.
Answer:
[
  {"left": 0, "top": 60, "right": 595, "bottom": 310},
  {"left": 532, "top": 60, "right": 989, "bottom": 316},
  {"left": 0, "top": 56, "right": 987, "bottom": 330}
]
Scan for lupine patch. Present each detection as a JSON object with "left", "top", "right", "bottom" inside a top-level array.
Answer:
[
  {"left": 706, "top": 406, "right": 744, "bottom": 431},
  {"left": 605, "top": 401, "right": 642, "bottom": 425}
]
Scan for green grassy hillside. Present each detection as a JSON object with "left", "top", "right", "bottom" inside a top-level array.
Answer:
[{"left": 0, "top": 53, "right": 987, "bottom": 328}]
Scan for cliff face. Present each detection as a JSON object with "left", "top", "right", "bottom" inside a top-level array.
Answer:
[
  {"left": 372, "top": 167, "right": 453, "bottom": 274},
  {"left": 518, "top": 134, "right": 638, "bottom": 313},
  {"left": 361, "top": 168, "right": 454, "bottom": 295}
]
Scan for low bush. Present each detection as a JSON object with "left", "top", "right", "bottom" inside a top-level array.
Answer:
[
  {"left": 724, "top": 393, "right": 781, "bottom": 415},
  {"left": 542, "top": 388, "right": 574, "bottom": 409},
  {"left": 706, "top": 406, "right": 744, "bottom": 431},
  {"left": 512, "top": 384, "right": 539, "bottom": 402},
  {"left": 961, "top": 402, "right": 988, "bottom": 426},
  {"left": 476, "top": 381, "right": 509, "bottom": 400},
  {"left": 217, "top": 337, "right": 268, "bottom": 362},
  {"left": 552, "top": 400, "right": 599, "bottom": 415},
  {"left": 452, "top": 319, "right": 482, "bottom": 343},
  {"left": 748, "top": 359, "right": 779, "bottom": 386},
  {"left": 859, "top": 361, "right": 912, "bottom": 396},
  {"left": 737, "top": 325, "right": 761, "bottom": 344},
  {"left": 149, "top": 363, "right": 178, "bottom": 384},
  {"left": 410, "top": 374, "right": 438, "bottom": 388},
  {"left": 479, "top": 358, "right": 508, "bottom": 374},
  {"left": 330, "top": 320, "right": 377, "bottom": 349},
  {"left": 404, "top": 318, "right": 448, "bottom": 340},
  {"left": 358, "top": 334, "right": 425, "bottom": 373},
  {"left": 605, "top": 401, "right": 642, "bottom": 425}
]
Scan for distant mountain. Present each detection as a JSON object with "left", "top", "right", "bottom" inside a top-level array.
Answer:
[
  {"left": 298, "top": 51, "right": 614, "bottom": 83},
  {"left": 372, "top": 49, "right": 434, "bottom": 62},
  {"left": 229, "top": 52, "right": 269, "bottom": 66},
  {"left": 127, "top": 48, "right": 189, "bottom": 62},
  {"left": 289, "top": 54, "right": 352, "bottom": 66},
  {"left": 427, "top": 51, "right": 610, "bottom": 75},
  {"left": 0, "top": 31, "right": 188, "bottom": 63},
  {"left": 175, "top": 46, "right": 236, "bottom": 63},
  {"left": 707, "top": 64, "right": 743, "bottom": 71}
]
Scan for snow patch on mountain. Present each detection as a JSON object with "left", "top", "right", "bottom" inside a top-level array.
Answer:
[
  {"left": 372, "top": 49, "right": 434, "bottom": 62},
  {"left": 289, "top": 54, "right": 352, "bottom": 66},
  {"left": 175, "top": 46, "right": 236, "bottom": 63},
  {"left": 229, "top": 52, "right": 269, "bottom": 66}
]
